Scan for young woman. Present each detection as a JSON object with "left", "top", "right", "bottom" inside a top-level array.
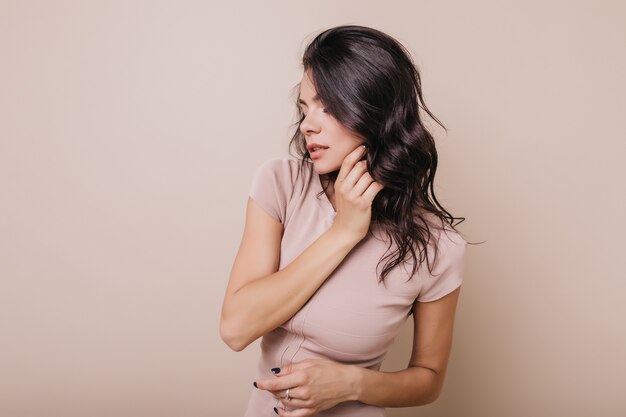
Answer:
[{"left": 220, "top": 24, "right": 468, "bottom": 417}]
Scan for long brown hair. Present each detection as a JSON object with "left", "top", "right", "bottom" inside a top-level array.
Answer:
[{"left": 288, "top": 25, "right": 470, "bottom": 284}]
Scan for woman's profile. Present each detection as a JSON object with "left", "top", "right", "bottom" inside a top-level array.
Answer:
[{"left": 220, "top": 24, "right": 468, "bottom": 417}]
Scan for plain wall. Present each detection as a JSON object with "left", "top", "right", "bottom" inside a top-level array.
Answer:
[{"left": 1, "top": 1, "right": 625, "bottom": 416}]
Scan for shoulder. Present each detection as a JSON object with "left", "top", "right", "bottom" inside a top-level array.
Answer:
[
  {"left": 256, "top": 156, "right": 293, "bottom": 168},
  {"left": 416, "top": 211, "right": 467, "bottom": 265},
  {"left": 413, "top": 214, "right": 468, "bottom": 302},
  {"left": 254, "top": 157, "right": 304, "bottom": 176},
  {"left": 252, "top": 157, "right": 310, "bottom": 187},
  {"left": 434, "top": 226, "right": 467, "bottom": 264},
  {"left": 249, "top": 157, "right": 307, "bottom": 224}
]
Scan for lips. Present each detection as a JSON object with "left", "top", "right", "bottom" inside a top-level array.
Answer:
[
  {"left": 307, "top": 142, "right": 329, "bottom": 161},
  {"left": 307, "top": 143, "right": 329, "bottom": 153}
]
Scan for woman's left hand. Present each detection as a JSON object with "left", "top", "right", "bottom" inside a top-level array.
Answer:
[{"left": 254, "top": 359, "right": 359, "bottom": 416}]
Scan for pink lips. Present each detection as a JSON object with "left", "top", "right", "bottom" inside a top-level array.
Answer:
[
  {"left": 310, "top": 147, "right": 327, "bottom": 159},
  {"left": 307, "top": 143, "right": 329, "bottom": 160}
]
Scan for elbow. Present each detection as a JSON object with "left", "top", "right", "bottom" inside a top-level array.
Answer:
[
  {"left": 424, "top": 388, "right": 441, "bottom": 405},
  {"left": 221, "top": 334, "right": 245, "bottom": 352},
  {"left": 415, "top": 385, "right": 441, "bottom": 406},
  {"left": 424, "top": 379, "right": 446, "bottom": 405},
  {"left": 410, "top": 365, "right": 444, "bottom": 405},
  {"left": 219, "top": 318, "right": 250, "bottom": 352}
]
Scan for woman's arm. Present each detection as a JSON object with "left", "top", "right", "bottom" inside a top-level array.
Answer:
[
  {"left": 350, "top": 286, "right": 462, "bottom": 406},
  {"left": 255, "top": 287, "right": 461, "bottom": 415},
  {"left": 220, "top": 197, "right": 360, "bottom": 352},
  {"left": 221, "top": 145, "right": 379, "bottom": 353}
]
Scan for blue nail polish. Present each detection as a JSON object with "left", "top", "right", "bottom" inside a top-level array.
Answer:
[{"left": 271, "top": 367, "right": 280, "bottom": 374}]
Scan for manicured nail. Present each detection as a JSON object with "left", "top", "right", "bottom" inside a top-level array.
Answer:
[
  {"left": 271, "top": 367, "right": 280, "bottom": 374},
  {"left": 253, "top": 381, "right": 258, "bottom": 388},
  {"left": 274, "top": 407, "right": 279, "bottom": 414}
]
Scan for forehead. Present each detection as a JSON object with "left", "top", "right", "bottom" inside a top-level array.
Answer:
[{"left": 298, "top": 71, "right": 320, "bottom": 104}]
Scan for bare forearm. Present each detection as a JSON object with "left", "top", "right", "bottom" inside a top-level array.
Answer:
[
  {"left": 347, "top": 365, "right": 442, "bottom": 407},
  {"left": 222, "top": 227, "right": 358, "bottom": 350}
]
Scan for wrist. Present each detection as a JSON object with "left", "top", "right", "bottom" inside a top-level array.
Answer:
[
  {"left": 327, "top": 225, "right": 362, "bottom": 248},
  {"left": 343, "top": 364, "right": 365, "bottom": 402}
]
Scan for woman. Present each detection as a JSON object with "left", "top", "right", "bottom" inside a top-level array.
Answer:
[{"left": 220, "top": 24, "right": 468, "bottom": 417}]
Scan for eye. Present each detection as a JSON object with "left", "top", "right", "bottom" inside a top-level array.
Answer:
[{"left": 300, "top": 108, "right": 327, "bottom": 119}]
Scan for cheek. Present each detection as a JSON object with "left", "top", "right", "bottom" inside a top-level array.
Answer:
[
  {"left": 329, "top": 148, "right": 350, "bottom": 168},
  {"left": 333, "top": 145, "right": 358, "bottom": 163}
]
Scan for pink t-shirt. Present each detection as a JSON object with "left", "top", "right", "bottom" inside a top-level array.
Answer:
[{"left": 243, "top": 157, "right": 467, "bottom": 417}]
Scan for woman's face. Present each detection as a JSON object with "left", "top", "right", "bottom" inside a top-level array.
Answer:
[{"left": 299, "top": 71, "right": 365, "bottom": 174}]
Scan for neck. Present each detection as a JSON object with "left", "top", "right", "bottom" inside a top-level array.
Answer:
[
  {"left": 321, "top": 170, "right": 339, "bottom": 184},
  {"left": 320, "top": 172, "right": 337, "bottom": 200}
]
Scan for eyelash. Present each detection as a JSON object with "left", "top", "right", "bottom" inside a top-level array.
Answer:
[{"left": 302, "top": 108, "right": 328, "bottom": 117}]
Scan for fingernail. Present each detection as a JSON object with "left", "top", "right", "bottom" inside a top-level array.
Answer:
[
  {"left": 271, "top": 367, "right": 280, "bottom": 374},
  {"left": 253, "top": 381, "right": 258, "bottom": 388},
  {"left": 361, "top": 144, "right": 367, "bottom": 149},
  {"left": 274, "top": 407, "right": 279, "bottom": 414}
]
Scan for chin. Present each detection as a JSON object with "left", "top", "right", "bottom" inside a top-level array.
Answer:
[{"left": 311, "top": 160, "right": 340, "bottom": 175}]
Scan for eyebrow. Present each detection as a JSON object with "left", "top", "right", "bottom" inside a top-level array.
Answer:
[{"left": 298, "top": 94, "right": 320, "bottom": 106}]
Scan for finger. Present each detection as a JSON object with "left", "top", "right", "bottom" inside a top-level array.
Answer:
[
  {"left": 276, "top": 405, "right": 315, "bottom": 417},
  {"left": 351, "top": 171, "right": 376, "bottom": 197},
  {"left": 268, "top": 389, "right": 283, "bottom": 399},
  {"left": 337, "top": 145, "right": 367, "bottom": 182},
  {"left": 279, "top": 397, "right": 308, "bottom": 409},
  {"left": 268, "top": 388, "right": 298, "bottom": 400},
  {"left": 255, "top": 375, "right": 298, "bottom": 392},
  {"left": 272, "top": 360, "right": 304, "bottom": 376},
  {"left": 280, "top": 385, "right": 310, "bottom": 406},
  {"left": 361, "top": 181, "right": 385, "bottom": 202},
  {"left": 342, "top": 159, "right": 369, "bottom": 191}
]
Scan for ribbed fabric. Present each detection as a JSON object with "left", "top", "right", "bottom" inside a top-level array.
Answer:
[{"left": 243, "top": 158, "right": 467, "bottom": 417}]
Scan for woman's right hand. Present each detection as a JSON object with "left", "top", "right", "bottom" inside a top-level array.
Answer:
[{"left": 331, "top": 145, "right": 385, "bottom": 242}]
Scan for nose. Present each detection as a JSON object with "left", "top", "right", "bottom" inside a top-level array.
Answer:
[{"left": 299, "top": 112, "right": 321, "bottom": 136}]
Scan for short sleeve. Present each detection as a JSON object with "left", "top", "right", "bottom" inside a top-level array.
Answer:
[
  {"left": 248, "top": 158, "right": 292, "bottom": 224},
  {"left": 416, "top": 228, "right": 467, "bottom": 302}
]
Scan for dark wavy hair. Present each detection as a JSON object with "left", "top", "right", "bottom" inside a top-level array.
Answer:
[{"left": 288, "top": 24, "right": 469, "bottom": 285}]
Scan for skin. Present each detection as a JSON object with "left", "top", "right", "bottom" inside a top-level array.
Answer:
[
  {"left": 223, "top": 70, "right": 461, "bottom": 416},
  {"left": 297, "top": 70, "right": 367, "bottom": 208}
]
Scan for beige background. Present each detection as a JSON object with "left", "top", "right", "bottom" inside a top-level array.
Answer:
[{"left": 1, "top": 1, "right": 625, "bottom": 416}]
